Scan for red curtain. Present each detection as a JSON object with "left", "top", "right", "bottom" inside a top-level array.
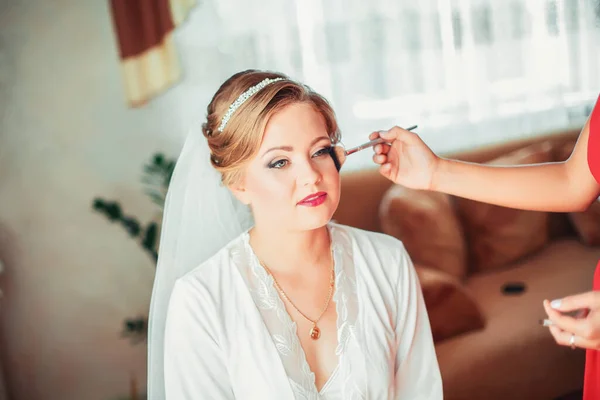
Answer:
[{"left": 109, "top": 0, "right": 196, "bottom": 107}]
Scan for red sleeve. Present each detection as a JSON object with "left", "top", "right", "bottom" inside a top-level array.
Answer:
[{"left": 588, "top": 94, "right": 600, "bottom": 183}]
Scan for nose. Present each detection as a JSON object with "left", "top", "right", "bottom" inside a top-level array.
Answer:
[{"left": 298, "top": 158, "right": 322, "bottom": 187}]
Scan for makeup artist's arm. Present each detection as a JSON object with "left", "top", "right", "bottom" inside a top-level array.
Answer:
[{"left": 370, "top": 117, "right": 600, "bottom": 212}]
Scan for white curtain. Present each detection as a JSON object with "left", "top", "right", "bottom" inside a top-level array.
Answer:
[
  {"left": 0, "top": 259, "right": 5, "bottom": 400},
  {"left": 165, "top": 0, "right": 600, "bottom": 170}
]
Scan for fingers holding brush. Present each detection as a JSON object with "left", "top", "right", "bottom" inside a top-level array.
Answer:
[{"left": 369, "top": 131, "right": 391, "bottom": 166}]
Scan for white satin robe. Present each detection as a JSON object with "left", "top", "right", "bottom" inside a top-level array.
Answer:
[{"left": 163, "top": 223, "right": 443, "bottom": 399}]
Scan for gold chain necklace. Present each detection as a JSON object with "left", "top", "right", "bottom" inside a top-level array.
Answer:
[{"left": 260, "top": 258, "right": 335, "bottom": 340}]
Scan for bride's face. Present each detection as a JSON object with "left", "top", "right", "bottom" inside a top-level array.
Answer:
[{"left": 231, "top": 102, "right": 341, "bottom": 232}]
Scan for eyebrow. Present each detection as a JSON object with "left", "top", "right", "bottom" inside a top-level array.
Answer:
[{"left": 262, "top": 136, "right": 331, "bottom": 157}]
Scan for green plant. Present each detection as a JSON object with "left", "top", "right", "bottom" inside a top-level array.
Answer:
[
  {"left": 93, "top": 153, "right": 175, "bottom": 261},
  {"left": 141, "top": 153, "right": 176, "bottom": 210},
  {"left": 92, "top": 199, "right": 159, "bottom": 261},
  {"left": 92, "top": 152, "right": 175, "bottom": 344}
]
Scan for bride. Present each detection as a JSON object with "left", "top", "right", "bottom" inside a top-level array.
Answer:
[{"left": 147, "top": 69, "right": 442, "bottom": 399}]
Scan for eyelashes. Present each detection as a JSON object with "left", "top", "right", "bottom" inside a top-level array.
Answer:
[
  {"left": 314, "top": 146, "right": 333, "bottom": 157},
  {"left": 268, "top": 159, "right": 287, "bottom": 169},
  {"left": 267, "top": 146, "right": 333, "bottom": 169}
]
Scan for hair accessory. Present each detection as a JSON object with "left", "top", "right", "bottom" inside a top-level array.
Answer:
[{"left": 217, "top": 77, "right": 284, "bottom": 132}]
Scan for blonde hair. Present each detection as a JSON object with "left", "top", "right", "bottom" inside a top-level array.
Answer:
[{"left": 202, "top": 70, "right": 341, "bottom": 185}]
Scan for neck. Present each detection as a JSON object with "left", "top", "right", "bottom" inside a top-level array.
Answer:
[{"left": 249, "top": 222, "right": 332, "bottom": 275}]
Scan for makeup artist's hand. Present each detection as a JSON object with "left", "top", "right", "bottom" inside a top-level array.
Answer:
[
  {"left": 543, "top": 291, "right": 600, "bottom": 350},
  {"left": 371, "top": 126, "right": 440, "bottom": 190}
]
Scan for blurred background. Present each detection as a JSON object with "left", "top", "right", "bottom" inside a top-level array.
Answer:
[{"left": 0, "top": 0, "right": 599, "bottom": 399}]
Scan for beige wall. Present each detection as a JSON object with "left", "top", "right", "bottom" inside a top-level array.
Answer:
[{"left": 0, "top": 2, "right": 186, "bottom": 399}]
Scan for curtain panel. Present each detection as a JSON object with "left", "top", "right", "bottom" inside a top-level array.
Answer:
[{"left": 109, "top": 0, "right": 196, "bottom": 107}]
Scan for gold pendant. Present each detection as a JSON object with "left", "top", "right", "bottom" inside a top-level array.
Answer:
[{"left": 310, "top": 325, "right": 321, "bottom": 340}]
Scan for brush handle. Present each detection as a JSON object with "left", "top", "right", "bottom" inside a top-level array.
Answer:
[
  {"left": 344, "top": 125, "right": 418, "bottom": 156},
  {"left": 345, "top": 138, "right": 386, "bottom": 155}
]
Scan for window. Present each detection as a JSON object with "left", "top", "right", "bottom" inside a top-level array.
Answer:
[{"left": 174, "top": 0, "right": 600, "bottom": 170}]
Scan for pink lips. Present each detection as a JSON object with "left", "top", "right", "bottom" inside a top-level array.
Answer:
[{"left": 298, "top": 192, "right": 327, "bottom": 207}]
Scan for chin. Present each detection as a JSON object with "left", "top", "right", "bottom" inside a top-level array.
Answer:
[
  {"left": 295, "top": 202, "right": 337, "bottom": 231},
  {"left": 297, "top": 216, "right": 331, "bottom": 232}
]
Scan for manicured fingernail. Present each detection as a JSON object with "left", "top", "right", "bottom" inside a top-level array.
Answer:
[
  {"left": 539, "top": 319, "right": 554, "bottom": 327},
  {"left": 550, "top": 299, "right": 562, "bottom": 309}
]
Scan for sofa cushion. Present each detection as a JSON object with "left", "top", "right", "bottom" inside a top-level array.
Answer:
[
  {"left": 379, "top": 184, "right": 468, "bottom": 279},
  {"left": 416, "top": 265, "right": 485, "bottom": 342},
  {"left": 435, "top": 239, "right": 600, "bottom": 400},
  {"left": 554, "top": 138, "right": 600, "bottom": 246},
  {"left": 553, "top": 137, "right": 577, "bottom": 162},
  {"left": 570, "top": 203, "right": 600, "bottom": 246},
  {"left": 455, "top": 141, "right": 554, "bottom": 273}
]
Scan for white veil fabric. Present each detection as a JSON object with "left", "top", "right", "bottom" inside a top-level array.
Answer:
[{"left": 146, "top": 125, "right": 254, "bottom": 399}]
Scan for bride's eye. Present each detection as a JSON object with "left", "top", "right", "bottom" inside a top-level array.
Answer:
[
  {"left": 268, "top": 159, "right": 288, "bottom": 169},
  {"left": 313, "top": 146, "right": 332, "bottom": 158}
]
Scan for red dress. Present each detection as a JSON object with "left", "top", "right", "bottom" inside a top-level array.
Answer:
[{"left": 584, "top": 94, "right": 600, "bottom": 400}]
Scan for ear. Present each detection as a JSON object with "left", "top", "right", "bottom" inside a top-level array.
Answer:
[{"left": 228, "top": 177, "right": 251, "bottom": 205}]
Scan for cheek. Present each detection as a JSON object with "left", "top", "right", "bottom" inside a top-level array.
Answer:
[
  {"left": 327, "top": 173, "right": 341, "bottom": 203},
  {"left": 319, "top": 159, "right": 341, "bottom": 200},
  {"left": 246, "top": 171, "right": 294, "bottom": 205}
]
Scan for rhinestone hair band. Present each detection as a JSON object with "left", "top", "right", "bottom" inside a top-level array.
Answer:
[{"left": 217, "top": 77, "right": 284, "bottom": 132}]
